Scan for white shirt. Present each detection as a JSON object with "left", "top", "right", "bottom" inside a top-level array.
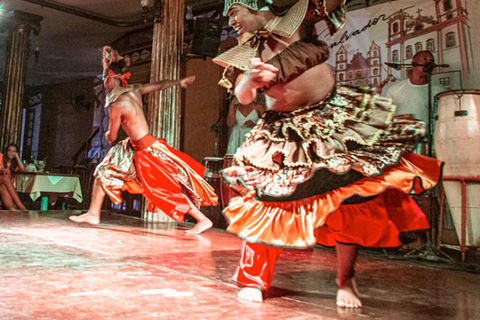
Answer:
[{"left": 386, "top": 79, "right": 443, "bottom": 123}]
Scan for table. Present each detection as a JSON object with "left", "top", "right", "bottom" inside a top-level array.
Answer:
[{"left": 14, "top": 172, "right": 83, "bottom": 209}]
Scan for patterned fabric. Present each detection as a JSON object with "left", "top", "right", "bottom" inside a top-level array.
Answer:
[
  {"left": 96, "top": 138, "right": 205, "bottom": 210},
  {"left": 223, "top": 86, "right": 426, "bottom": 199}
]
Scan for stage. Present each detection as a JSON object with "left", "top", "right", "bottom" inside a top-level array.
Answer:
[{"left": 0, "top": 211, "right": 479, "bottom": 320}]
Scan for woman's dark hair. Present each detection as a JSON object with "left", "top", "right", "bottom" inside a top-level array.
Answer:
[{"left": 4, "top": 143, "right": 20, "bottom": 171}]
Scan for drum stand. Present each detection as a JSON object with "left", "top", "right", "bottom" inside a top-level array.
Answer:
[{"left": 386, "top": 62, "right": 454, "bottom": 263}]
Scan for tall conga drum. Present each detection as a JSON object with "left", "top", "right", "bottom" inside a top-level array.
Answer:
[
  {"left": 201, "top": 157, "right": 225, "bottom": 228},
  {"left": 220, "top": 154, "right": 240, "bottom": 208},
  {"left": 435, "top": 90, "right": 480, "bottom": 247}
]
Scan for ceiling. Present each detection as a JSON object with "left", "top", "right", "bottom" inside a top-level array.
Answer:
[{"left": 0, "top": 0, "right": 393, "bottom": 87}]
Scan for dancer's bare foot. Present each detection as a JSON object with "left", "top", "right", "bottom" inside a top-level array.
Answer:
[
  {"left": 238, "top": 288, "right": 263, "bottom": 302},
  {"left": 69, "top": 212, "right": 100, "bottom": 225},
  {"left": 185, "top": 219, "right": 213, "bottom": 235},
  {"left": 336, "top": 278, "right": 361, "bottom": 308}
]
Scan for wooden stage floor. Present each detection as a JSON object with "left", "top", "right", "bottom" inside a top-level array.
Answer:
[{"left": 0, "top": 210, "right": 479, "bottom": 320}]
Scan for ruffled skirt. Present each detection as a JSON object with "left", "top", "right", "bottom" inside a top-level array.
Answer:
[{"left": 221, "top": 87, "right": 443, "bottom": 248}]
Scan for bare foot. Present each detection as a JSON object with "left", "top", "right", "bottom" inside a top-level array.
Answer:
[
  {"left": 238, "top": 288, "right": 263, "bottom": 302},
  {"left": 336, "top": 278, "right": 361, "bottom": 309},
  {"left": 69, "top": 212, "right": 100, "bottom": 225},
  {"left": 185, "top": 219, "right": 213, "bottom": 235}
]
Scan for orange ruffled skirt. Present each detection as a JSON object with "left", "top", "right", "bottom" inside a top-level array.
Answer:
[
  {"left": 224, "top": 152, "right": 441, "bottom": 248},
  {"left": 222, "top": 87, "right": 443, "bottom": 249}
]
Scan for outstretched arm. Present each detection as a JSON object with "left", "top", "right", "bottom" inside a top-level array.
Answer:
[
  {"left": 139, "top": 76, "right": 196, "bottom": 95},
  {"left": 105, "top": 106, "right": 122, "bottom": 146}
]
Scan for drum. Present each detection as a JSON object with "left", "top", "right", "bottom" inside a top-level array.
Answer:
[
  {"left": 202, "top": 157, "right": 223, "bottom": 180},
  {"left": 201, "top": 157, "right": 226, "bottom": 229},
  {"left": 435, "top": 90, "right": 480, "bottom": 247},
  {"left": 220, "top": 154, "right": 240, "bottom": 208}
]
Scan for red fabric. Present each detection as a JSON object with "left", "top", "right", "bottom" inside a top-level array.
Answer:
[
  {"left": 131, "top": 134, "right": 157, "bottom": 152},
  {"left": 108, "top": 69, "right": 131, "bottom": 87},
  {"left": 232, "top": 241, "right": 283, "bottom": 291},
  {"left": 134, "top": 149, "right": 192, "bottom": 223},
  {"left": 315, "top": 189, "right": 429, "bottom": 247},
  {"left": 132, "top": 136, "right": 218, "bottom": 222}
]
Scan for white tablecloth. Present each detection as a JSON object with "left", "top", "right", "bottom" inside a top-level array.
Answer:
[{"left": 14, "top": 173, "right": 83, "bottom": 204}]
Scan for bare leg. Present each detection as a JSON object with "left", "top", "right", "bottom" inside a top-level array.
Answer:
[
  {"left": 69, "top": 178, "right": 105, "bottom": 225},
  {"left": 184, "top": 197, "right": 212, "bottom": 235},
  {"left": 0, "top": 175, "right": 26, "bottom": 210},
  {"left": 0, "top": 184, "right": 15, "bottom": 210},
  {"left": 336, "top": 242, "right": 362, "bottom": 308},
  {"left": 238, "top": 288, "right": 263, "bottom": 302}
]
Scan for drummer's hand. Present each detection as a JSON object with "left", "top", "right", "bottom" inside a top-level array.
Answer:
[{"left": 245, "top": 58, "right": 278, "bottom": 89}]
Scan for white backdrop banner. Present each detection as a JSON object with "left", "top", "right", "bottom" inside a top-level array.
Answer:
[{"left": 317, "top": 0, "right": 473, "bottom": 95}]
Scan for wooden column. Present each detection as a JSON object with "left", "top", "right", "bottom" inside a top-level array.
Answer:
[
  {"left": 147, "top": 0, "right": 184, "bottom": 148},
  {"left": 0, "top": 11, "right": 42, "bottom": 150},
  {"left": 144, "top": 0, "right": 184, "bottom": 222}
]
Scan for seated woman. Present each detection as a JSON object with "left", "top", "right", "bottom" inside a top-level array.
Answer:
[
  {"left": 3, "top": 143, "right": 26, "bottom": 173},
  {"left": 226, "top": 95, "right": 265, "bottom": 154},
  {"left": 0, "top": 146, "right": 26, "bottom": 210}
]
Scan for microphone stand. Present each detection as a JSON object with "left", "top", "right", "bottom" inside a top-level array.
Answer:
[{"left": 385, "top": 62, "right": 454, "bottom": 263}]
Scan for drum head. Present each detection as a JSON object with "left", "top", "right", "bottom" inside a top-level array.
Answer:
[
  {"left": 435, "top": 89, "right": 480, "bottom": 101},
  {"left": 203, "top": 157, "right": 223, "bottom": 161}
]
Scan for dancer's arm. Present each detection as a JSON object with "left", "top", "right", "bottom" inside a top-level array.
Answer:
[
  {"left": 105, "top": 106, "right": 122, "bottom": 146},
  {"left": 139, "top": 76, "right": 195, "bottom": 94}
]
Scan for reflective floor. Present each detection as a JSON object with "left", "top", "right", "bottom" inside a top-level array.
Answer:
[{"left": 0, "top": 210, "right": 479, "bottom": 320}]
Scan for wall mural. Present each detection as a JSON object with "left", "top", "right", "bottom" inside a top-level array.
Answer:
[{"left": 316, "top": 0, "right": 472, "bottom": 95}]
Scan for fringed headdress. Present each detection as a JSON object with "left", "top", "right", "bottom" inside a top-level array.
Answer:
[{"left": 102, "top": 46, "right": 131, "bottom": 87}]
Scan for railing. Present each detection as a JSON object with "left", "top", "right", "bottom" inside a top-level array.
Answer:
[{"left": 71, "top": 127, "right": 100, "bottom": 166}]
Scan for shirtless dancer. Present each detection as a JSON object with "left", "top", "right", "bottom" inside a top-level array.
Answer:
[{"left": 70, "top": 46, "right": 217, "bottom": 235}]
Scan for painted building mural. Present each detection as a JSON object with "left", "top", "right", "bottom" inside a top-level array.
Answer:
[{"left": 317, "top": 0, "right": 472, "bottom": 95}]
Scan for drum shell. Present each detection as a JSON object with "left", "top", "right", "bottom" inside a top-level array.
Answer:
[
  {"left": 434, "top": 90, "right": 480, "bottom": 246},
  {"left": 220, "top": 154, "right": 240, "bottom": 208}
]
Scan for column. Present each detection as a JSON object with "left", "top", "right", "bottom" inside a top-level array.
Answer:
[
  {"left": 144, "top": 0, "right": 185, "bottom": 222},
  {"left": 0, "top": 11, "right": 43, "bottom": 149},
  {"left": 147, "top": 0, "right": 184, "bottom": 148}
]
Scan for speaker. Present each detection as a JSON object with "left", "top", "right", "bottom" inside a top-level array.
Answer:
[{"left": 191, "top": 19, "right": 222, "bottom": 57}]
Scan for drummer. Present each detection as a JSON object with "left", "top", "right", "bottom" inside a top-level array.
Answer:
[
  {"left": 386, "top": 51, "right": 444, "bottom": 154},
  {"left": 386, "top": 51, "right": 444, "bottom": 249}
]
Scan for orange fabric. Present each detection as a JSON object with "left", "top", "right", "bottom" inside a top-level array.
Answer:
[
  {"left": 122, "top": 179, "right": 145, "bottom": 194},
  {"left": 108, "top": 69, "right": 131, "bottom": 87},
  {"left": 223, "top": 152, "right": 442, "bottom": 248},
  {"left": 314, "top": 189, "right": 429, "bottom": 247},
  {"left": 0, "top": 153, "right": 3, "bottom": 169},
  {"left": 231, "top": 241, "right": 283, "bottom": 291},
  {"left": 131, "top": 134, "right": 157, "bottom": 152},
  {"left": 133, "top": 138, "right": 218, "bottom": 222}
]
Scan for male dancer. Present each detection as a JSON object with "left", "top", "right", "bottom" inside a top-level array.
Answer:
[{"left": 70, "top": 46, "right": 217, "bottom": 235}]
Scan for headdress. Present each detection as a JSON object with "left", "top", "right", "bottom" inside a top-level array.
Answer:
[
  {"left": 223, "top": 0, "right": 309, "bottom": 39},
  {"left": 223, "top": 0, "right": 269, "bottom": 15},
  {"left": 102, "top": 47, "right": 131, "bottom": 87}
]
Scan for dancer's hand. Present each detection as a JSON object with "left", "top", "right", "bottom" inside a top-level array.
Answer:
[
  {"left": 245, "top": 58, "right": 278, "bottom": 89},
  {"left": 179, "top": 76, "right": 196, "bottom": 88}
]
